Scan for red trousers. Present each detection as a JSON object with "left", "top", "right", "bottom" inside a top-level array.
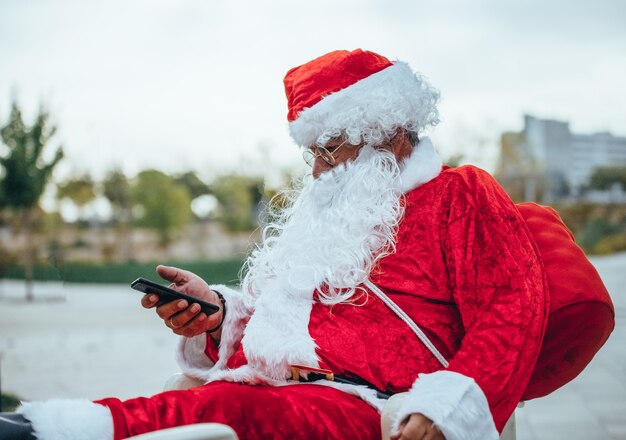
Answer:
[{"left": 96, "top": 381, "right": 381, "bottom": 440}]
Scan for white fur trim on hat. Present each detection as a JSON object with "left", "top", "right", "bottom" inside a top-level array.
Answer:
[
  {"left": 391, "top": 370, "right": 499, "bottom": 440},
  {"left": 18, "top": 399, "right": 114, "bottom": 440},
  {"left": 289, "top": 62, "right": 440, "bottom": 148}
]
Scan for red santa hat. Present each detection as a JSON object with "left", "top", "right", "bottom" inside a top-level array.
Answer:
[{"left": 284, "top": 49, "right": 440, "bottom": 147}]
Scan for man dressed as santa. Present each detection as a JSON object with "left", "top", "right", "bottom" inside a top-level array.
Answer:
[{"left": 5, "top": 49, "right": 548, "bottom": 440}]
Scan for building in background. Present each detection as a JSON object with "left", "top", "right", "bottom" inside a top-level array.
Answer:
[{"left": 495, "top": 115, "right": 626, "bottom": 203}]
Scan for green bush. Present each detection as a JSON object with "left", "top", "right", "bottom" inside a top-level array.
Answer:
[
  {"left": 1, "top": 258, "right": 245, "bottom": 286},
  {"left": 553, "top": 203, "right": 626, "bottom": 254},
  {"left": 579, "top": 218, "right": 614, "bottom": 251},
  {"left": 592, "top": 233, "right": 626, "bottom": 255},
  {"left": 1, "top": 392, "right": 22, "bottom": 412}
]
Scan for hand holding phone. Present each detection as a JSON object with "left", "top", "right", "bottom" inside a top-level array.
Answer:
[{"left": 131, "top": 277, "right": 220, "bottom": 316}]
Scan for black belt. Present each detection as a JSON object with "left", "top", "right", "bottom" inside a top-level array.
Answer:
[{"left": 290, "top": 367, "right": 391, "bottom": 400}]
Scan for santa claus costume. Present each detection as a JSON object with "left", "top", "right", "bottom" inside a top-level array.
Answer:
[{"left": 18, "top": 49, "right": 548, "bottom": 440}]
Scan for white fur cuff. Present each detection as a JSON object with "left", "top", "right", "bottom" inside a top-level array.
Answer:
[
  {"left": 392, "top": 371, "right": 499, "bottom": 440},
  {"left": 176, "top": 332, "right": 214, "bottom": 374},
  {"left": 18, "top": 399, "right": 114, "bottom": 440},
  {"left": 175, "top": 284, "right": 253, "bottom": 381},
  {"left": 210, "top": 284, "right": 253, "bottom": 368}
]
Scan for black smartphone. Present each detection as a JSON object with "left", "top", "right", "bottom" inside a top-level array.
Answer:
[{"left": 131, "top": 277, "right": 220, "bottom": 316}]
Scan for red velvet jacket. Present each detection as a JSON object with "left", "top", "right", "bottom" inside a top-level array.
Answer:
[{"left": 208, "top": 165, "right": 549, "bottom": 433}]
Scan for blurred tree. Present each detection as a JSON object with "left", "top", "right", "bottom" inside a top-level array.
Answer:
[
  {"left": 57, "top": 173, "right": 96, "bottom": 223},
  {"left": 175, "top": 171, "right": 211, "bottom": 200},
  {"left": 445, "top": 153, "right": 465, "bottom": 168},
  {"left": 212, "top": 175, "right": 264, "bottom": 232},
  {"left": 0, "top": 101, "right": 63, "bottom": 300},
  {"left": 131, "top": 169, "right": 192, "bottom": 247},
  {"left": 579, "top": 217, "right": 614, "bottom": 252},
  {"left": 0, "top": 242, "right": 18, "bottom": 281},
  {"left": 41, "top": 210, "right": 65, "bottom": 269},
  {"left": 494, "top": 131, "right": 544, "bottom": 202},
  {"left": 588, "top": 166, "right": 626, "bottom": 190},
  {"left": 103, "top": 168, "right": 133, "bottom": 261}
]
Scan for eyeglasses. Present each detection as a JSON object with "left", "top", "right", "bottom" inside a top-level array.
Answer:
[{"left": 302, "top": 139, "right": 349, "bottom": 167}]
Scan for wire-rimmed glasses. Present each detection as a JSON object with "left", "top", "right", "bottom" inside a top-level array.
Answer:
[{"left": 302, "top": 139, "right": 349, "bottom": 167}]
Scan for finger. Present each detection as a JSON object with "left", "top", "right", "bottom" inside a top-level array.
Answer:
[
  {"left": 156, "top": 299, "right": 189, "bottom": 320},
  {"left": 423, "top": 425, "right": 445, "bottom": 440},
  {"left": 168, "top": 303, "right": 202, "bottom": 329},
  {"left": 389, "top": 433, "right": 400, "bottom": 440},
  {"left": 174, "top": 311, "right": 209, "bottom": 337},
  {"left": 423, "top": 431, "right": 444, "bottom": 440},
  {"left": 156, "top": 265, "right": 188, "bottom": 285},
  {"left": 141, "top": 294, "right": 159, "bottom": 309},
  {"left": 401, "top": 416, "right": 427, "bottom": 440},
  {"left": 412, "top": 414, "right": 441, "bottom": 440},
  {"left": 390, "top": 418, "right": 408, "bottom": 440}
]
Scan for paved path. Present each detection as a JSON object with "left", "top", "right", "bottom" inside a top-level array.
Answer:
[
  {"left": 1, "top": 253, "right": 624, "bottom": 438},
  {"left": 516, "top": 253, "right": 626, "bottom": 440},
  {"left": 0, "top": 281, "right": 181, "bottom": 401}
]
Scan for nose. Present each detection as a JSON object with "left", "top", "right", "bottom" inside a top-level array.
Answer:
[{"left": 312, "top": 157, "right": 332, "bottom": 179}]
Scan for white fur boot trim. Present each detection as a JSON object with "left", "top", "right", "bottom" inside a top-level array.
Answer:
[
  {"left": 18, "top": 399, "right": 114, "bottom": 440},
  {"left": 392, "top": 371, "right": 498, "bottom": 440}
]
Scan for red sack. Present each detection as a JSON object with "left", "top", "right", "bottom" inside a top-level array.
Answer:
[{"left": 518, "top": 202, "right": 615, "bottom": 400}]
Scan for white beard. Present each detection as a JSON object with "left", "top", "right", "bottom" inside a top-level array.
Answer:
[
  {"left": 242, "top": 146, "right": 404, "bottom": 305},
  {"left": 226, "top": 138, "right": 441, "bottom": 381},
  {"left": 237, "top": 146, "right": 405, "bottom": 379}
]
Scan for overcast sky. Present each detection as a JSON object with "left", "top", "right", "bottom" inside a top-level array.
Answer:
[{"left": 1, "top": 0, "right": 625, "bottom": 183}]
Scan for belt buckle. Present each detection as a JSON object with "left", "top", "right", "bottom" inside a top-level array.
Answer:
[{"left": 290, "top": 364, "right": 335, "bottom": 382}]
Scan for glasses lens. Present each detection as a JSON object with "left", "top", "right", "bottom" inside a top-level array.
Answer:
[
  {"left": 318, "top": 147, "right": 335, "bottom": 165},
  {"left": 302, "top": 150, "right": 315, "bottom": 166}
]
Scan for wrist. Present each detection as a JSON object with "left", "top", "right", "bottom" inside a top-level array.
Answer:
[{"left": 206, "top": 289, "right": 226, "bottom": 335}]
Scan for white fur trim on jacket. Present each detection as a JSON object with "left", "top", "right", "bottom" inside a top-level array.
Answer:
[
  {"left": 18, "top": 399, "right": 113, "bottom": 440},
  {"left": 175, "top": 284, "right": 254, "bottom": 381},
  {"left": 289, "top": 62, "right": 440, "bottom": 148},
  {"left": 397, "top": 137, "right": 442, "bottom": 194},
  {"left": 241, "top": 275, "right": 320, "bottom": 380},
  {"left": 392, "top": 371, "right": 499, "bottom": 440}
]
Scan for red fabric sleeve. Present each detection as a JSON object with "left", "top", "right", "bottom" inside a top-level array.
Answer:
[
  {"left": 204, "top": 333, "right": 221, "bottom": 363},
  {"left": 442, "top": 166, "right": 550, "bottom": 432}
]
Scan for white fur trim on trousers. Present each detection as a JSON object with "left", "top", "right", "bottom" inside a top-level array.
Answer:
[{"left": 18, "top": 399, "right": 114, "bottom": 440}]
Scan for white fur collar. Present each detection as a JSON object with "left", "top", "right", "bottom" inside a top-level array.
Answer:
[{"left": 398, "top": 137, "right": 443, "bottom": 194}]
